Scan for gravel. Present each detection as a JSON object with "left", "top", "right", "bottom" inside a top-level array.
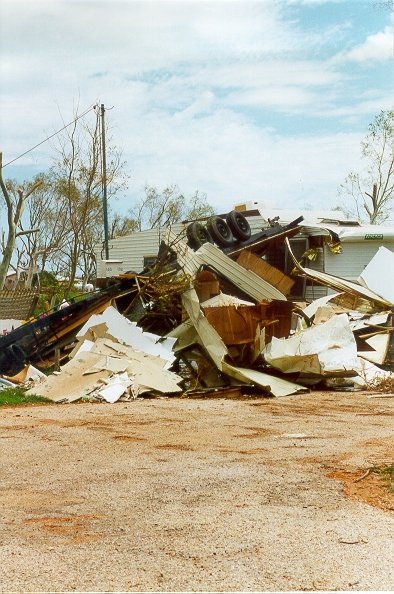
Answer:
[{"left": 0, "top": 390, "right": 393, "bottom": 592}]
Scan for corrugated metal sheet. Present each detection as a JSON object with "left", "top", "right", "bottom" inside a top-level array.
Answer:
[
  {"left": 194, "top": 243, "right": 287, "bottom": 301},
  {"left": 167, "top": 231, "right": 287, "bottom": 301}
]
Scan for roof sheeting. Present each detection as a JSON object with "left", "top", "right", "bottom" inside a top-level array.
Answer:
[{"left": 167, "top": 231, "right": 287, "bottom": 302}]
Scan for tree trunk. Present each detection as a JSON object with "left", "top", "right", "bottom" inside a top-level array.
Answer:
[
  {"left": 0, "top": 152, "right": 42, "bottom": 290},
  {"left": 0, "top": 226, "right": 16, "bottom": 290}
]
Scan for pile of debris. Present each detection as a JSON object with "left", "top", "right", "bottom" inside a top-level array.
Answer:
[
  {"left": 18, "top": 306, "right": 182, "bottom": 403},
  {"left": 1, "top": 226, "right": 393, "bottom": 402},
  {"left": 161, "top": 232, "right": 393, "bottom": 397}
]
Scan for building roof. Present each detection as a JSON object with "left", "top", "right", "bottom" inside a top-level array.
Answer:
[
  {"left": 302, "top": 223, "right": 394, "bottom": 242},
  {"left": 235, "top": 202, "right": 351, "bottom": 227},
  {"left": 234, "top": 204, "right": 394, "bottom": 243}
]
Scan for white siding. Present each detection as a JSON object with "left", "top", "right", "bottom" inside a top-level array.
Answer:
[
  {"left": 324, "top": 241, "right": 394, "bottom": 281},
  {"left": 304, "top": 241, "right": 394, "bottom": 299},
  {"left": 95, "top": 224, "right": 185, "bottom": 274}
]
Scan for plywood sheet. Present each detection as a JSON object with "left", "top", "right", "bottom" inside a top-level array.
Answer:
[{"left": 237, "top": 250, "right": 295, "bottom": 295}]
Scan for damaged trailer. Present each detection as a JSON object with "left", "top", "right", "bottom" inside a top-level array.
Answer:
[
  {"left": 93, "top": 210, "right": 304, "bottom": 280},
  {"left": 0, "top": 278, "right": 138, "bottom": 376},
  {"left": 95, "top": 207, "right": 394, "bottom": 304}
]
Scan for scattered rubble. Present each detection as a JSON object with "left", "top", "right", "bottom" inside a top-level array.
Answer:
[
  {"left": 23, "top": 306, "right": 182, "bottom": 403},
  {"left": 0, "top": 277, "right": 136, "bottom": 375},
  {"left": 1, "top": 217, "right": 393, "bottom": 402}
]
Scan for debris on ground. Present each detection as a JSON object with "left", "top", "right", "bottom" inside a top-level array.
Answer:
[
  {"left": 1, "top": 212, "right": 393, "bottom": 402},
  {"left": 24, "top": 306, "right": 182, "bottom": 403}
]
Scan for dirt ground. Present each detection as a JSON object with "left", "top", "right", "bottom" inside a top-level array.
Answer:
[{"left": 0, "top": 390, "right": 393, "bottom": 593}]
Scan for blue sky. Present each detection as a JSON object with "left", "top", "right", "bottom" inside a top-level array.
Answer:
[{"left": 0, "top": 0, "right": 393, "bottom": 216}]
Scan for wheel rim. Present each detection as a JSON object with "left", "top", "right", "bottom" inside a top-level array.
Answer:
[
  {"left": 217, "top": 220, "right": 230, "bottom": 238},
  {"left": 235, "top": 215, "right": 248, "bottom": 232}
]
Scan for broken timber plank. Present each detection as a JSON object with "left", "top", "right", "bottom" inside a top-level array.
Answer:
[{"left": 237, "top": 250, "right": 295, "bottom": 295}]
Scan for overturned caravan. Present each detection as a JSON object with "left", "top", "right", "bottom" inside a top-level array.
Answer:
[{"left": 184, "top": 210, "right": 303, "bottom": 258}]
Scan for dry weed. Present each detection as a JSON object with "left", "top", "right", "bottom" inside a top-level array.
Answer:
[{"left": 365, "top": 374, "right": 394, "bottom": 393}]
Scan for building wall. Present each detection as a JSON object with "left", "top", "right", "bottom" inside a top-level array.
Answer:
[
  {"left": 96, "top": 225, "right": 185, "bottom": 274},
  {"left": 302, "top": 240, "right": 394, "bottom": 301},
  {"left": 324, "top": 241, "right": 394, "bottom": 281}
]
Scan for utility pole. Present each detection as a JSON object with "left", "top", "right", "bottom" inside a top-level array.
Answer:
[{"left": 100, "top": 104, "right": 109, "bottom": 259}]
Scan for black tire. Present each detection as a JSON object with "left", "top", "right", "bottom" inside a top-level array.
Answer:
[
  {"left": 2, "top": 344, "right": 26, "bottom": 375},
  {"left": 206, "top": 216, "right": 234, "bottom": 247},
  {"left": 186, "top": 222, "right": 213, "bottom": 249},
  {"left": 10, "top": 344, "right": 26, "bottom": 362},
  {"left": 226, "top": 210, "right": 251, "bottom": 241}
]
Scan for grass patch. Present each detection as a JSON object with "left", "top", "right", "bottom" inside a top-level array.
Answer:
[
  {"left": 369, "top": 465, "right": 394, "bottom": 493},
  {"left": 0, "top": 387, "right": 51, "bottom": 407}
]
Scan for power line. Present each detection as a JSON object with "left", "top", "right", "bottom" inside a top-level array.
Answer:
[{"left": 3, "top": 104, "right": 97, "bottom": 168}]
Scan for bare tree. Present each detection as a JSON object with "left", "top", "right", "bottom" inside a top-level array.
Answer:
[
  {"left": 0, "top": 153, "right": 42, "bottom": 290},
  {"left": 128, "top": 185, "right": 214, "bottom": 232},
  {"left": 109, "top": 213, "right": 139, "bottom": 238},
  {"left": 51, "top": 105, "right": 127, "bottom": 293},
  {"left": 9, "top": 174, "right": 71, "bottom": 287},
  {"left": 339, "top": 110, "right": 394, "bottom": 223},
  {"left": 185, "top": 189, "right": 216, "bottom": 222}
]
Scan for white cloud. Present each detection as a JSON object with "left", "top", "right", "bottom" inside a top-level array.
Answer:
[
  {"left": 314, "top": 92, "right": 394, "bottom": 118},
  {"left": 0, "top": 1, "right": 295, "bottom": 70},
  {"left": 333, "top": 26, "right": 394, "bottom": 63},
  {"left": 0, "top": 0, "right": 392, "bottom": 218},
  {"left": 113, "top": 106, "right": 364, "bottom": 213},
  {"left": 181, "top": 59, "right": 346, "bottom": 91}
]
